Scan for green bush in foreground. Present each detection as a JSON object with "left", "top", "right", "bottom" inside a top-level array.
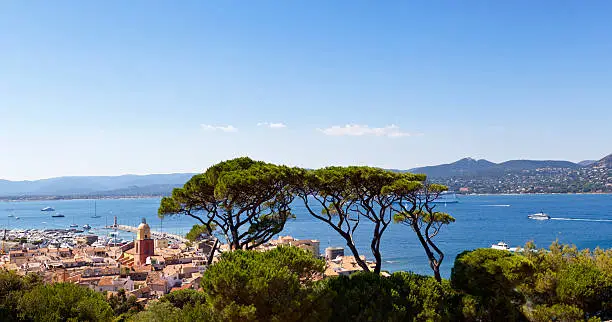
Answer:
[
  {"left": 18, "top": 282, "right": 113, "bottom": 322},
  {"left": 452, "top": 248, "right": 534, "bottom": 321},
  {"left": 201, "top": 245, "right": 328, "bottom": 322}
]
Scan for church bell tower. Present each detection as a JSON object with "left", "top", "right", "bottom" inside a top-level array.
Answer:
[{"left": 134, "top": 218, "right": 154, "bottom": 266}]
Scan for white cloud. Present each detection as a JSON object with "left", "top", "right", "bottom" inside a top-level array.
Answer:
[
  {"left": 201, "top": 124, "right": 238, "bottom": 133},
  {"left": 318, "top": 124, "right": 414, "bottom": 138},
  {"left": 257, "top": 122, "right": 287, "bottom": 129}
]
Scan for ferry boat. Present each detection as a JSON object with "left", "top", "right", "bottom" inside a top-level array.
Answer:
[
  {"left": 52, "top": 213, "right": 65, "bottom": 218},
  {"left": 41, "top": 207, "right": 55, "bottom": 212},
  {"left": 528, "top": 212, "right": 551, "bottom": 220}
]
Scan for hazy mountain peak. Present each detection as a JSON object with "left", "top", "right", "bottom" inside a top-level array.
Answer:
[
  {"left": 410, "top": 153, "right": 610, "bottom": 178},
  {"left": 0, "top": 173, "right": 196, "bottom": 197},
  {"left": 591, "top": 154, "right": 612, "bottom": 168}
]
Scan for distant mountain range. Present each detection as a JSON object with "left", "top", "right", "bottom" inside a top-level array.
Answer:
[
  {"left": 409, "top": 153, "right": 611, "bottom": 194},
  {"left": 0, "top": 153, "right": 610, "bottom": 198},
  {"left": 409, "top": 154, "right": 611, "bottom": 178},
  {"left": 0, "top": 173, "right": 196, "bottom": 198}
]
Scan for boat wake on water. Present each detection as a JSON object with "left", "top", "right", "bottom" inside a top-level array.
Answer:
[
  {"left": 550, "top": 217, "right": 612, "bottom": 223},
  {"left": 481, "top": 204, "right": 511, "bottom": 207}
]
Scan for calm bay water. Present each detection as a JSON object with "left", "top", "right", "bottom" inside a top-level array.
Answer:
[{"left": 1, "top": 194, "right": 611, "bottom": 277}]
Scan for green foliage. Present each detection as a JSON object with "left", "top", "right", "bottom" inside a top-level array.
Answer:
[
  {"left": 131, "top": 292, "right": 214, "bottom": 322},
  {"left": 108, "top": 289, "right": 143, "bottom": 319},
  {"left": 0, "top": 271, "right": 42, "bottom": 321},
  {"left": 158, "top": 157, "right": 299, "bottom": 250},
  {"left": 521, "top": 242, "right": 612, "bottom": 320},
  {"left": 201, "top": 246, "right": 327, "bottom": 322},
  {"left": 528, "top": 304, "right": 585, "bottom": 322},
  {"left": 556, "top": 262, "right": 609, "bottom": 313},
  {"left": 323, "top": 271, "right": 456, "bottom": 322},
  {"left": 185, "top": 224, "right": 211, "bottom": 242},
  {"left": 17, "top": 282, "right": 113, "bottom": 322},
  {"left": 160, "top": 289, "right": 206, "bottom": 309},
  {"left": 297, "top": 166, "right": 427, "bottom": 273},
  {"left": 389, "top": 271, "right": 457, "bottom": 321},
  {"left": 452, "top": 249, "right": 534, "bottom": 321},
  {"left": 452, "top": 244, "right": 612, "bottom": 321},
  {"left": 324, "top": 272, "right": 403, "bottom": 322},
  {"left": 129, "top": 302, "right": 181, "bottom": 322}
]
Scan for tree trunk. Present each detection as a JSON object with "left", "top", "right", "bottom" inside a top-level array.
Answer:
[
  {"left": 207, "top": 238, "right": 219, "bottom": 265},
  {"left": 345, "top": 239, "right": 371, "bottom": 272},
  {"left": 412, "top": 221, "right": 441, "bottom": 282},
  {"left": 371, "top": 223, "right": 382, "bottom": 274},
  {"left": 432, "top": 266, "right": 441, "bottom": 283}
]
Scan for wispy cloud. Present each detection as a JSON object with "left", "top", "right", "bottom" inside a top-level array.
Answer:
[
  {"left": 201, "top": 124, "right": 238, "bottom": 133},
  {"left": 257, "top": 122, "right": 287, "bottom": 129},
  {"left": 318, "top": 124, "right": 415, "bottom": 138}
]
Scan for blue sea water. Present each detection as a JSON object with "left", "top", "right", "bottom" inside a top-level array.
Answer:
[{"left": 1, "top": 194, "right": 611, "bottom": 277}]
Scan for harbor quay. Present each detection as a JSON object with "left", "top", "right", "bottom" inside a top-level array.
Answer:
[
  {"left": 106, "top": 224, "right": 188, "bottom": 244},
  {"left": 0, "top": 217, "right": 374, "bottom": 303}
]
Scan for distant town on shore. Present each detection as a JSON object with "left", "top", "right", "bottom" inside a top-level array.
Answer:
[{"left": 1, "top": 153, "right": 610, "bottom": 201}]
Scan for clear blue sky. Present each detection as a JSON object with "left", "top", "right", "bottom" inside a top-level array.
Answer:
[{"left": 1, "top": 1, "right": 611, "bottom": 180}]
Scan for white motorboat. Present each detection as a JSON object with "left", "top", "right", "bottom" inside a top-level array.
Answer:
[
  {"left": 491, "top": 241, "right": 509, "bottom": 250},
  {"left": 528, "top": 212, "right": 551, "bottom": 220},
  {"left": 41, "top": 207, "right": 55, "bottom": 212},
  {"left": 491, "top": 241, "right": 518, "bottom": 252}
]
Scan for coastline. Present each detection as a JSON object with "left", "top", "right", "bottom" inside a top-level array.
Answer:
[
  {"left": 1, "top": 192, "right": 610, "bottom": 203},
  {"left": 463, "top": 192, "right": 612, "bottom": 196},
  {"left": 0, "top": 195, "right": 164, "bottom": 202}
]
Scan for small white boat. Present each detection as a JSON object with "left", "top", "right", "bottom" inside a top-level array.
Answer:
[
  {"left": 69, "top": 224, "right": 78, "bottom": 228},
  {"left": 41, "top": 207, "right": 55, "bottom": 212},
  {"left": 491, "top": 241, "right": 518, "bottom": 252},
  {"left": 528, "top": 212, "right": 551, "bottom": 220},
  {"left": 83, "top": 224, "right": 91, "bottom": 230},
  {"left": 491, "top": 241, "right": 509, "bottom": 250}
]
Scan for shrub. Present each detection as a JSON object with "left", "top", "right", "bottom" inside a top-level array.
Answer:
[{"left": 201, "top": 246, "right": 327, "bottom": 322}]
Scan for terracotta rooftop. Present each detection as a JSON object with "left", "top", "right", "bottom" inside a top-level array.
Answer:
[{"left": 98, "top": 276, "right": 114, "bottom": 287}]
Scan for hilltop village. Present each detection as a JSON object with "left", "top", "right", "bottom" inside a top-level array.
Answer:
[{"left": 1, "top": 219, "right": 371, "bottom": 303}]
